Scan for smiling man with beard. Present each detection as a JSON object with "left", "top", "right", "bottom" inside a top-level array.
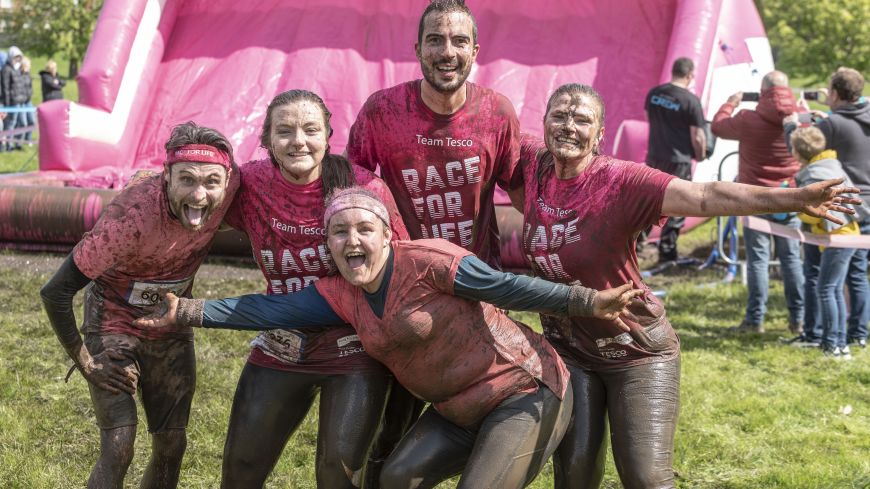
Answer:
[
  {"left": 39, "top": 122, "right": 238, "bottom": 489},
  {"left": 347, "top": 0, "right": 519, "bottom": 268},
  {"left": 346, "top": 3, "right": 521, "bottom": 482}
]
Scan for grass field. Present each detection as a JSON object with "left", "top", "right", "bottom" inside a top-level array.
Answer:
[
  {"left": 0, "top": 222, "right": 869, "bottom": 488},
  {"left": 1, "top": 67, "right": 869, "bottom": 487}
]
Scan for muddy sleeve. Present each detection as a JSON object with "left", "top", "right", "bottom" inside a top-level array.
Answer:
[
  {"left": 40, "top": 254, "right": 92, "bottom": 352},
  {"left": 453, "top": 255, "right": 572, "bottom": 314},
  {"left": 202, "top": 286, "right": 344, "bottom": 331}
]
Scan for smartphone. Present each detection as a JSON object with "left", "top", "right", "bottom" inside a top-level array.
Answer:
[
  {"left": 741, "top": 92, "right": 760, "bottom": 102},
  {"left": 803, "top": 91, "right": 820, "bottom": 101},
  {"left": 798, "top": 113, "right": 814, "bottom": 124}
]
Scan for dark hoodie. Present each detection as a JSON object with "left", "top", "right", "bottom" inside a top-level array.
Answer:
[
  {"left": 39, "top": 69, "right": 66, "bottom": 101},
  {"left": 816, "top": 101, "right": 870, "bottom": 207},
  {"left": 711, "top": 86, "right": 800, "bottom": 187}
]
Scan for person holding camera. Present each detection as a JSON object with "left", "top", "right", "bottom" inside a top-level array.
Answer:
[
  {"left": 711, "top": 70, "right": 804, "bottom": 334},
  {"left": 643, "top": 57, "right": 707, "bottom": 263},
  {"left": 786, "top": 67, "right": 870, "bottom": 349}
]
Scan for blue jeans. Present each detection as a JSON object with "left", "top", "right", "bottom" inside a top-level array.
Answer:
[
  {"left": 13, "top": 101, "right": 34, "bottom": 144},
  {"left": 846, "top": 219, "right": 870, "bottom": 341},
  {"left": 1, "top": 103, "right": 22, "bottom": 151},
  {"left": 816, "top": 246, "right": 855, "bottom": 349},
  {"left": 802, "top": 244, "right": 823, "bottom": 342},
  {"left": 743, "top": 215, "right": 804, "bottom": 326}
]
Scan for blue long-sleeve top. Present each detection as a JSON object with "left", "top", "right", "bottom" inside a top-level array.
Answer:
[{"left": 202, "top": 251, "right": 573, "bottom": 330}]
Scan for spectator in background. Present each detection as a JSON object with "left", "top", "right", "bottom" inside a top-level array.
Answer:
[
  {"left": 711, "top": 71, "right": 804, "bottom": 334},
  {"left": 16, "top": 56, "right": 35, "bottom": 146},
  {"left": 815, "top": 68, "right": 870, "bottom": 350},
  {"left": 1, "top": 46, "right": 25, "bottom": 152},
  {"left": 791, "top": 126, "right": 868, "bottom": 359},
  {"left": 644, "top": 57, "right": 707, "bottom": 263},
  {"left": 0, "top": 50, "right": 5, "bottom": 131},
  {"left": 40, "top": 59, "right": 66, "bottom": 101}
]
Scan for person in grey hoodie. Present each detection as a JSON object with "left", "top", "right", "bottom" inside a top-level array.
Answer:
[
  {"left": 1, "top": 46, "right": 29, "bottom": 151},
  {"left": 788, "top": 67, "right": 870, "bottom": 349},
  {"left": 791, "top": 126, "right": 869, "bottom": 359}
]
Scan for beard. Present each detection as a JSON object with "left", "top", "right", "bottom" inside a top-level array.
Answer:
[{"left": 421, "top": 58, "right": 471, "bottom": 94}]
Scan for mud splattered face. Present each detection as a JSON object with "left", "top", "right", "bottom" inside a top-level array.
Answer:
[
  {"left": 269, "top": 100, "right": 328, "bottom": 184},
  {"left": 544, "top": 93, "right": 604, "bottom": 163},
  {"left": 165, "top": 162, "right": 228, "bottom": 230},
  {"left": 416, "top": 11, "right": 479, "bottom": 94},
  {"left": 327, "top": 208, "right": 392, "bottom": 293}
]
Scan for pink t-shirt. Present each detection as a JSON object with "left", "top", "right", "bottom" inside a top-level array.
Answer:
[
  {"left": 314, "top": 239, "right": 569, "bottom": 429},
  {"left": 73, "top": 170, "right": 239, "bottom": 340},
  {"left": 346, "top": 80, "right": 520, "bottom": 268},
  {"left": 225, "top": 160, "right": 409, "bottom": 374},
  {"left": 520, "top": 138, "right": 681, "bottom": 370}
]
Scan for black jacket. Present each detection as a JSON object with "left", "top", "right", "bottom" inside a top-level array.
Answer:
[
  {"left": 39, "top": 70, "right": 66, "bottom": 101},
  {"left": 1, "top": 62, "right": 29, "bottom": 106}
]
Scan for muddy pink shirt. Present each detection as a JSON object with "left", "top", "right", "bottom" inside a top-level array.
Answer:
[
  {"left": 314, "top": 239, "right": 569, "bottom": 428},
  {"left": 224, "top": 160, "right": 409, "bottom": 374},
  {"left": 520, "top": 139, "right": 681, "bottom": 370},
  {"left": 73, "top": 171, "right": 238, "bottom": 340},
  {"left": 346, "top": 80, "right": 520, "bottom": 268}
]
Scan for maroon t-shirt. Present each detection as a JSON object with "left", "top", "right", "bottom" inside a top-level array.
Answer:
[
  {"left": 520, "top": 139, "right": 681, "bottom": 370},
  {"left": 346, "top": 80, "right": 520, "bottom": 267},
  {"left": 73, "top": 170, "right": 239, "bottom": 340},
  {"left": 314, "top": 239, "right": 569, "bottom": 429},
  {"left": 225, "top": 160, "right": 409, "bottom": 374}
]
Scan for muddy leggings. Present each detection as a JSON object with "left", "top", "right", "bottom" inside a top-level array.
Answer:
[
  {"left": 220, "top": 362, "right": 390, "bottom": 488},
  {"left": 554, "top": 358, "right": 681, "bottom": 489},
  {"left": 380, "top": 384, "right": 573, "bottom": 489}
]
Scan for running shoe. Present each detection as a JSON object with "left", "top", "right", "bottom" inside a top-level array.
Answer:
[
  {"left": 840, "top": 345, "right": 854, "bottom": 361},
  {"left": 847, "top": 337, "right": 867, "bottom": 349}
]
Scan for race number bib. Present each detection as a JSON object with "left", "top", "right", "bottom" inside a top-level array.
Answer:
[
  {"left": 125, "top": 277, "right": 194, "bottom": 307},
  {"left": 251, "top": 329, "right": 307, "bottom": 364}
]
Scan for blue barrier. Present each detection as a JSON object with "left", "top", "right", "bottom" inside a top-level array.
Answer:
[{"left": 0, "top": 106, "right": 37, "bottom": 114}]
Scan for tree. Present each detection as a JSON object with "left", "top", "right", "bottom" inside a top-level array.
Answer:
[
  {"left": 756, "top": 0, "right": 870, "bottom": 84},
  {"left": 7, "top": 0, "right": 104, "bottom": 77}
]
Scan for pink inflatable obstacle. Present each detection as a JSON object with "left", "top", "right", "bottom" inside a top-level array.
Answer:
[{"left": 2, "top": 0, "right": 774, "bottom": 266}]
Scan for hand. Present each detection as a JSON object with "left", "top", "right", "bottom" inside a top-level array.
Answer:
[
  {"left": 80, "top": 350, "right": 138, "bottom": 395},
  {"left": 727, "top": 92, "right": 743, "bottom": 106},
  {"left": 133, "top": 292, "right": 179, "bottom": 329},
  {"left": 817, "top": 88, "right": 830, "bottom": 106},
  {"left": 796, "top": 97, "right": 810, "bottom": 111},
  {"left": 591, "top": 282, "right": 644, "bottom": 332},
  {"left": 800, "top": 179, "right": 863, "bottom": 225}
]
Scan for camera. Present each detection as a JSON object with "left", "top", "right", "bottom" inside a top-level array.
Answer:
[
  {"left": 797, "top": 113, "right": 815, "bottom": 124},
  {"left": 741, "top": 92, "right": 760, "bottom": 102},
  {"left": 803, "top": 91, "right": 820, "bottom": 101}
]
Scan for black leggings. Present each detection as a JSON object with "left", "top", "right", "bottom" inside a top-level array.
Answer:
[
  {"left": 554, "top": 359, "right": 681, "bottom": 489},
  {"left": 380, "top": 385, "right": 573, "bottom": 489},
  {"left": 220, "top": 362, "right": 390, "bottom": 488}
]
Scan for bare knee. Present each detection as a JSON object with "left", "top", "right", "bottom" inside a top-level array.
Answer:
[{"left": 100, "top": 426, "right": 137, "bottom": 468}]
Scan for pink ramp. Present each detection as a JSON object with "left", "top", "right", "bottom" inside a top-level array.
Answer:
[{"left": 14, "top": 0, "right": 772, "bottom": 265}]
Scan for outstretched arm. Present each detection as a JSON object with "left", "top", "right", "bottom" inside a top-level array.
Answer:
[
  {"left": 452, "top": 255, "right": 642, "bottom": 330},
  {"left": 661, "top": 177, "right": 861, "bottom": 225},
  {"left": 134, "top": 285, "right": 344, "bottom": 331},
  {"left": 40, "top": 255, "right": 136, "bottom": 394}
]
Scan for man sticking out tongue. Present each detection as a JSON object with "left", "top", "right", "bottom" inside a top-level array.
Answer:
[{"left": 40, "top": 122, "right": 239, "bottom": 489}]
